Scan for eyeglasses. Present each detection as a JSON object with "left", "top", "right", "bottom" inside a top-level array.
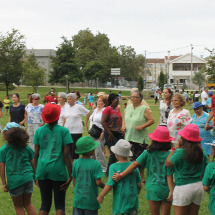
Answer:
[
  {"left": 194, "top": 107, "right": 202, "bottom": 111},
  {"left": 33, "top": 98, "right": 39, "bottom": 100},
  {"left": 130, "top": 96, "right": 140, "bottom": 99}
]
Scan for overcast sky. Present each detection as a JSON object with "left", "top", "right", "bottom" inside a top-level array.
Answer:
[{"left": 1, "top": 0, "right": 215, "bottom": 58}]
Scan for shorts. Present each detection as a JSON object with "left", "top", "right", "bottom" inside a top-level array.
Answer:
[
  {"left": 114, "top": 211, "right": 138, "bottom": 215},
  {"left": 173, "top": 181, "right": 204, "bottom": 206},
  {"left": 89, "top": 102, "right": 93, "bottom": 106},
  {"left": 73, "top": 208, "right": 98, "bottom": 215},
  {"left": 5, "top": 106, "right": 9, "bottom": 110},
  {"left": 9, "top": 180, "right": 33, "bottom": 197}
]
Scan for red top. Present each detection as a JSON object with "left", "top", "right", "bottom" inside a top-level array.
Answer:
[
  {"left": 46, "top": 95, "right": 57, "bottom": 104},
  {"left": 211, "top": 95, "right": 215, "bottom": 125}
]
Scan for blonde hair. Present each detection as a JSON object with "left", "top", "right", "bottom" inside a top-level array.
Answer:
[{"left": 173, "top": 93, "right": 186, "bottom": 107}]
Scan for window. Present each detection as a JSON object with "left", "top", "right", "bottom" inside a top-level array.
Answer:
[
  {"left": 180, "top": 79, "right": 186, "bottom": 83},
  {"left": 170, "top": 79, "right": 174, "bottom": 83}
]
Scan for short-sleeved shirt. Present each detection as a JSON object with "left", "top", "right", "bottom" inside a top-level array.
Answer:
[
  {"left": 0, "top": 144, "right": 34, "bottom": 190},
  {"left": 136, "top": 150, "right": 174, "bottom": 201},
  {"left": 10, "top": 104, "right": 26, "bottom": 124},
  {"left": 159, "top": 100, "right": 173, "bottom": 126},
  {"left": 58, "top": 103, "right": 69, "bottom": 126},
  {"left": 211, "top": 95, "right": 215, "bottom": 125},
  {"left": 45, "top": 95, "right": 57, "bottom": 104},
  {"left": 107, "top": 161, "right": 141, "bottom": 214},
  {"left": 124, "top": 104, "right": 148, "bottom": 144},
  {"left": 202, "top": 162, "right": 215, "bottom": 215},
  {"left": 89, "top": 95, "right": 94, "bottom": 103},
  {"left": 102, "top": 106, "right": 122, "bottom": 132},
  {"left": 25, "top": 103, "right": 44, "bottom": 124},
  {"left": 63, "top": 104, "right": 90, "bottom": 134},
  {"left": 33, "top": 124, "right": 73, "bottom": 181},
  {"left": 72, "top": 158, "right": 104, "bottom": 210},
  {"left": 170, "top": 148, "right": 208, "bottom": 186},
  {"left": 201, "top": 91, "right": 208, "bottom": 105},
  {"left": 3, "top": 99, "right": 10, "bottom": 107}
]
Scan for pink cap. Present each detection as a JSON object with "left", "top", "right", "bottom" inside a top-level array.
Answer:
[{"left": 149, "top": 126, "right": 173, "bottom": 143}]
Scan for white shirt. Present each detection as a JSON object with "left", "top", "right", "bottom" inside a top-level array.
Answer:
[
  {"left": 89, "top": 108, "right": 105, "bottom": 130},
  {"left": 63, "top": 104, "right": 90, "bottom": 134},
  {"left": 25, "top": 103, "right": 44, "bottom": 124},
  {"left": 201, "top": 91, "right": 208, "bottom": 105},
  {"left": 58, "top": 103, "right": 69, "bottom": 126}
]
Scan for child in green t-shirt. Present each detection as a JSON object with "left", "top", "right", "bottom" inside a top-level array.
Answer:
[
  {"left": 111, "top": 126, "right": 174, "bottom": 215},
  {"left": 97, "top": 139, "right": 142, "bottom": 215},
  {"left": 72, "top": 136, "right": 105, "bottom": 215},
  {"left": 203, "top": 142, "right": 215, "bottom": 215},
  {"left": 0, "top": 122, "right": 36, "bottom": 215}
]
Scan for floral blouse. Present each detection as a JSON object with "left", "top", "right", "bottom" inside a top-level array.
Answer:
[{"left": 167, "top": 109, "right": 192, "bottom": 145}]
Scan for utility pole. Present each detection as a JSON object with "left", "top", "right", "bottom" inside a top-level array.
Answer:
[
  {"left": 167, "top": 51, "right": 170, "bottom": 84},
  {"left": 144, "top": 51, "right": 147, "bottom": 89},
  {"left": 190, "top": 44, "right": 193, "bottom": 89}
]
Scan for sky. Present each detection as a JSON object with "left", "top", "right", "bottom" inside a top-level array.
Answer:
[{"left": 1, "top": 0, "right": 215, "bottom": 59}]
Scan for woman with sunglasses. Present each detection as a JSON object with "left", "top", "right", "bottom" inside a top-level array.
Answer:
[
  {"left": 191, "top": 102, "right": 213, "bottom": 161},
  {"left": 25, "top": 93, "right": 44, "bottom": 150}
]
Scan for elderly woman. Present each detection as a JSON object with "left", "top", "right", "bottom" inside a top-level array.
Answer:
[
  {"left": 191, "top": 102, "right": 213, "bottom": 160},
  {"left": 167, "top": 93, "right": 192, "bottom": 146},
  {"left": 85, "top": 95, "right": 108, "bottom": 172},
  {"left": 58, "top": 92, "right": 69, "bottom": 126},
  {"left": 25, "top": 93, "right": 44, "bottom": 150},
  {"left": 159, "top": 88, "right": 173, "bottom": 126},
  {"left": 101, "top": 93, "right": 123, "bottom": 175},
  {"left": 72, "top": 90, "right": 83, "bottom": 105},
  {"left": 62, "top": 93, "right": 90, "bottom": 159},
  {"left": 122, "top": 90, "right": 154, "bottom": 181}
]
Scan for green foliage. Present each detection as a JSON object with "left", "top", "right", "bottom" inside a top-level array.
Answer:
[
  {"left": 158, "top": 71, "right": 167, "bottom": 91},
  {"left": 137, "top": 76, "right": 144, "bottom": 91},
  {"left": 49, "top": 37, "right": 82, "bottom": 85},
  {"left": 192, "top": 69, "right": 206, "bottom": 90},
  {"left": 22, "top": 54, "right": 45, "bottom": 93},
  {"left": 0, "top": 29, "right": 26, "bottom": 96},
  {"left": 205, "top": 48, "right": 215, "bottom": 79}
]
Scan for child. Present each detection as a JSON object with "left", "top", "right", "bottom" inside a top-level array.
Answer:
[
  {"left": 3, "top": 95, "right": 10, "bottom": 115},
  {"left": 84, "top": 94, "right": 88, "bottom": 105},
  {"left": 166, "top": 124, "right": 208, "bottom": 215},
  {"left": 202, "top": 142, "right": 215, "bottom": 215},
  {"left": 72, "top": 136, "right": 105, "bottom": 215},
  {"left": 0, "top": 122, "right": 36, "bottom": 215},
  {"left": 97, "top": 139, "right": 142, "bottom": 215},
  {"left": 112, "top": 126, "right": 174, "bottom": 215},
  {"left": 89, "top": 93, "right": 94, "bottom": 110}
]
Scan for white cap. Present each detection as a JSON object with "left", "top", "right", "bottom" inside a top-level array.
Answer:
[{"left": 111, "top": 139, "right": 133, "bottom": 157}]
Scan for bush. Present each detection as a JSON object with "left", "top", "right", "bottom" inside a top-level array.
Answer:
[{"left": 0, "top": 83, "right": 16, "bottom": 91}]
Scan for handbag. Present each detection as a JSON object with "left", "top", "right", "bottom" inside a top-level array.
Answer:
[
  {"left": 88, "top": 111, "right": 103, "bottom": 139},
  {"left": 88, "top": 124, "right": 102, "bottom": 139}
]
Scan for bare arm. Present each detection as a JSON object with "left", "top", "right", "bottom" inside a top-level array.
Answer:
[
  {"left": 24, "top": 110, "right": 28, "bottom": 127},
  {"left": 0, "top": 162, "right": 7, "bottom": 192},
  {"left": 34, "top": 144, "right": 40, "bottom": 172},
  {"left": 85, "top": 112, "right": 91, "bottom": 131},
  {"left": 137, "top": 182, "right": 142, "bottom": 194},
  {"left": 0, "top": 108, "right": 2, "bottom": 118},
  {"left": 19, "top": 110, "right": 27, "bottom": 126},
  {"left": 166, "top": 175, "right": 174, "bottom": 201},
  {"left": 101, "top": 114, "right": 114, "bottom": 142},
  {"left": 121, "top": 112, "right": 126, "bottom": 133},
  {"left": 97, "top": 185, "right": 112, "bottom": 203},
  {"left": 60, "top": 144, "right": 72, "bottom": 191},
  {"left": 112, "top": 161, "right": 140, "bottom": 182},
  {"left": 205, "top": 107, "right": 214, "bottom": 130},
  {"left": 96, "top": 178, "right": 105, "bottom": 189},
  {"left": 62, "top": 118, "right": 66, "bottom": 127},
  {"left": 166, "top": 150, "right": 174, "bottom": 167}
]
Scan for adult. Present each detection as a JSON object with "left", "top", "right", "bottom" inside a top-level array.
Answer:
[
  {"left": 85, "top": 95, "right": 108, "bottom": 172},
  {"left": 201, "top": 87, "right": 209, "bottom": 112},
  {"left": 72, "top": 90, "right": 83, "bottom": 105},
  {"left": 62, "top": 93, "right": 90, "bottom": 160},
  {"left": 159, "top": 88, "right": 173, "bottom": 126},
  {"left": 25, "top": 93, "right": 44, "bottom": 150},
  {"left": 154, "top": 90, "right": 160, "bottom": 104},
  {"left": 191, "top": 102, "right": 213, "bottom": 161},
  {"left": 57, "top": 92, "right": 69, "bottom": 126},
  {"left": 166, "top": 124, "right": 208, "bottom": 215},
  {"left": 34, "top": 103, "right": 72, "bottom": 215},
  {"left": 167, "top": 93, "right": 192, "bottom": 146},
  {"left": 101, "top": 93, "right": 123, "bottom": 175},
  {"left": 206, "top": 91, "right": 213, "bottom": 112},
  {"left": 9, "top": 93, "right": 26, "bottom": 126},
  {"left": 122, "top": 90, "right": 154, "bottom": 181},
  {"left": 193, "top": 91, "right": 200, "bottom": 102},
  {"left": 43, "top": 88, "right": 58, "bottom": 104}
]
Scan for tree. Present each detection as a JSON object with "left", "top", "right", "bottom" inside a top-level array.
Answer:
[
  {"left": 158, "top": 71, "right": 167, "bottom": 91},
  {"left": 0, "top": 29, "right": 26, "bottom": 96},
  {"left": 22, "top": 54, "right": 45, "bottom": 93},
  {"left": 49, "top": 37, "right": 82, "bottom": 85},
  {"left": 192, "top": 69, "right": 206, "bottom": 90},
  {"left": 205, "top": 48, "right": 215, "bottom": 80},
  {"left": 137, "top": 76, "right": 144, "bottom": 91}
]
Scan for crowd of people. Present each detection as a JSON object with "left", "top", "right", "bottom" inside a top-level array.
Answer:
[{"left": 0, "top": 87, "right": 214, "bottom": 215}]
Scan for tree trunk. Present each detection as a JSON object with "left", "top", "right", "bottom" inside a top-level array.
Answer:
[{"left": 6, "top": 83, "right": 9, "bottom": 97}]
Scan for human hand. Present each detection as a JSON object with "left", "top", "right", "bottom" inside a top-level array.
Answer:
[
  {"left": 60, "top": 177, "right": 72, "bottom": 191},
  {"left": 97, "top": 195, "right": 104, "bottom": 204},
  {"left": 112, "top": 173, "right": 121, "bottom": 182},
  {"left": 204, "top": 123, "right": 209, "bottom": 131},
  {"left": 3, "top": 184, "right": 8, "bottom": 192},
  {"left": 99, "top": 132, "right": 104, "bottom": 141},
  {"left": 166, "top": 192, "right": 173, "bottom": 202},
  {"left": 35, "top": 180, "right": 39, "bottom": 187},
  {"left": 121, "top": 126, "right": 126, "bottom": 133},
  {"left": 19, "top": 122, "right": 23, "bottom": 126},
  {"left": 135, "top": 125, "right": 143, "bottom": 131}
]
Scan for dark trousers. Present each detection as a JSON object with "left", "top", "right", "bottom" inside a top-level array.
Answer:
[
  {"left": 203, "top": 105, "right": 208, "bottom": 113},
  {"left": 104, "top": 131, "right": 123, "bottom": 175},
  {"left": 38, "top": 180, "right": 66, "bottom": 212},
  {"left": 71, "top": 133, "right": 82, "bottom": 159}
]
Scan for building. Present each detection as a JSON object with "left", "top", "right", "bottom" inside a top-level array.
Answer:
[{"left": 26, "top": 49, "right": 56, "bottom": 84}]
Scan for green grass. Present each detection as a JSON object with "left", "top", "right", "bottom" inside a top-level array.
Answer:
[{"left": 0, "top": 86, "right": 210, "bottom": 214}]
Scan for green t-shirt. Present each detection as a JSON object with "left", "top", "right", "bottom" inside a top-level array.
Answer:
[
  {"left": 107, "top": 161, "right": 141, "bottom": 214},
  {"left": 72, "top": 158, "right": 104, "bottom": 210},
  {"left": 202, "top": 162, "right": 215, "bottom": 215},
  {"left": 33, "top": 124, "right": 73, "bottom": 181},
  {"left": 125, "top": 104, "right": 148, "bottom": 144},
  {"left": 170, "top": 148, "right": 208, "bottom": 186},
  {"left": 0, "top": 144, "right": 34, "bottom": 190},
  {"left": 136, "top": 150, "right": 174, "bottom": 201}
]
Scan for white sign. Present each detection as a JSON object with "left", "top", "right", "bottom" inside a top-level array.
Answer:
[{"left": 111, "top": 68, "right": 120, "bottom": 76}]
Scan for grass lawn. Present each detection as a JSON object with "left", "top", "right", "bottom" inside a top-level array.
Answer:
[{"left": 0, "top": 86, "right": 211, "bottom": 214}]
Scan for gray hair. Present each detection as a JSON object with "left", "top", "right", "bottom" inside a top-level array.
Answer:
[
  {"left": 58, "top": 92, "right": 67, "bottom": 100},
  {"left": 32, "top": 93, "right": 41, "bottom": 100},
  {"left": 67, "top": 93, "right": 77, "bottom": 100},
  {"left": 131, "top": 90, "right": 143, "bottom": 101}
]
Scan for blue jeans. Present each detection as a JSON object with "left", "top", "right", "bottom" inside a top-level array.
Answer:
[
  {"left": 9, "top": 180, "right": 33, "bottom": 197},
  {"left": 73, "top": 207, "right": 98, "bottom": 215},
  {"left": 104, "top": 131, "right": 123, "bottom": 175}
]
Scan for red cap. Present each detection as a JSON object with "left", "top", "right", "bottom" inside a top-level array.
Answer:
[{"left": 42, "top": 103, "right": 61, "bottom": 123}]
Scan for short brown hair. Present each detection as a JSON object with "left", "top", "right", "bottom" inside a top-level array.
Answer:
[{"left": 173, "top": 93, "right": 186, "bottom": 107}]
